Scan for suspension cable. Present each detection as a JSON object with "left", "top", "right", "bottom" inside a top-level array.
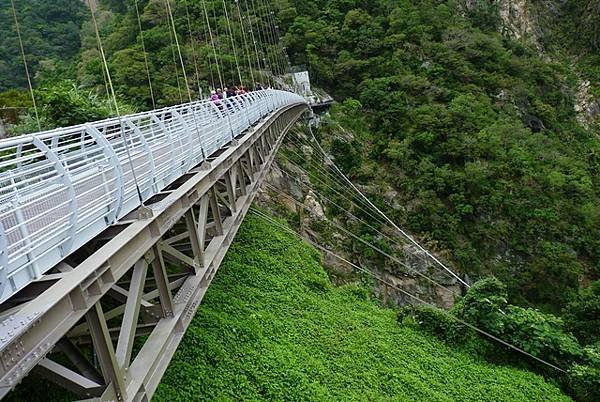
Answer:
[
  {"left": 10, "top": 0, "right": 41, "bottom": 131},
  {"left": 249, "top": 0, "right": 275, "bottom": 85},
  {"left": 282, "top": 131, "right": 476, "bottom": 297},
  {"left": 243, "top": 0, "right": 265, "bottom": 87},
  {"left": 222, "top": 0, "right": 244, "bottom": 87},
  {"left": 165, "top": 0, "right": 205, "bottom": 158},
  {"left": 255, "top": 0, "right": 275, "bottom": 77},
  {"left": 263, "top": 181, "right": 461, "bottom": 297},
  {"left": 304, "top": 125, "right": 469, "bottom": 288},
  {"left": 279, "top": 148, "right": 388, "bottom": 228},
  {"left": 84, "top": 0, "right": 113, "bottom": 111},
  {"left": 235, "top": 0, "right": 256, "bottom": 87},
  {"left": 258, "top": 0, "right": 282, "bottom": 76},
  {"left": 87, "top": 0, "right": 145, "bottom": 205},
  {"left": 284, "top": 133, "right": 389, "bottom": 226},
  {"left": 134, "top": 0, "right": 156, "bottom": 109},
  {"left": 249, "top": 207, "right": 566, "bottom": 373},
  {"left": 262, "top": 0, "right": 288, "bottom": 76},
  {"left": 183, "top": 0, "right": 203, "bottom": 98},
  {"left": 259, "top": 0, "right": 281, "bottom": 78},
  {"left": 165, "top": 0, "right": 192, "bottom": 103},
  {"left": 202, "top": 0, "right": 224, "bottom": 90},
  {"left": 163, "top": 0, "right": 183, "bottom": 103},
  {"left": 200, "top": 6, "right": 216, "bottom": 90},
  {"left": 285, "top": 131, "right": 460, "bottom": 278},
  {"left": 273, "top": 152, "right": 448, "bottom": 276},
  {"left": 209, "top": 3, "right": 233, "bottom": 86}
]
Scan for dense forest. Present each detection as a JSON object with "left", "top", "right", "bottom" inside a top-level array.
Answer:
[
  {"left": 0, "top": 0, "right": 87, "bottom": 92},
  {"left": 1, "top": 0, "right": 599, "bottom": 400}
]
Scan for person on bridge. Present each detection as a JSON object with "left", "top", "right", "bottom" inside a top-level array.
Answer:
[
  {"left": 226, "top": 86, "right": 236, "bottom": 98},
  {"left": 211, "top": 90, "right": 221, "bottom": 105}
]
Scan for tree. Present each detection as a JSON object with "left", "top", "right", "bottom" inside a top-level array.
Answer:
[{"left": 563, "top": 281, "right": 600, "bottom": 346}]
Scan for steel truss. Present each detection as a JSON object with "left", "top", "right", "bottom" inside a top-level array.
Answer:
[{"left": 0, "top": 103, "right": 307, "bottom": 401}]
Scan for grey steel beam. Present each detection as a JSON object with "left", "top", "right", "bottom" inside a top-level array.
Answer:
[
  {"left": 34, "top": 358, "right": 104, "bottom": 398},
  {"left": 56, "top": 339, "right": 104, "bottom": 385},
  {"left": 208, "top": 188, "right": 224, "bottom": 235},
  {"left": 196, "top": 195, "right": 210, "bottom": 265},
  {"left": 115, "top": 260, "right": 148, "bottom": 368},
  {"left": 150, "top": 245, "right": 174, "bottom": 319},
  {"left": 86, "top": 302, "right": 127, "bottom": 400}
]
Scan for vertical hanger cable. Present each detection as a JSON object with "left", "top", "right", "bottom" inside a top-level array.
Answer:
[
  {"left": 222, "top": 0, "right": 244, "bottom": 87},
  {"left": 134, "top": 0, "right": 157, "bottom": 109},
  {"left": 87, "top": 0, "right": 145, "bottom": 205},
  {"left": 10, "top": 0, "right": 41, "bottom": 131},
  {"left": 235, "top": 0, "right": 256, "bottom": 87}
]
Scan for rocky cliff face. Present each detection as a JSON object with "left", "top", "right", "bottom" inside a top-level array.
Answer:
[
  {"left": 576, "top": 80, "right": 600, "bottom": 129},
  {"left": 497, "top": 0, "right": 541, "bottom": 45},
  {"left": 257, "top": 131, "right": 462, "bottom": 309},
  {"left": 469, "top": 0, "right": 600, "bottom": 127}
]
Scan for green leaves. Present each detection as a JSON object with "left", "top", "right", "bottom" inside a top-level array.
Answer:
[
  {"left": 563, "top": 281, "right": 600, "bottom": 346},
  {"left": 0, "top": 0, "right": 87, "bottom": 92}
]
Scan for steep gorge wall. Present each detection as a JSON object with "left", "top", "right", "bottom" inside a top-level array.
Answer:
[
  {"left": 491, "top": 0, "right": 600, "bottom": 126},
  {"left": 257, "top": 126, "right": 463, "bottom": 310}
]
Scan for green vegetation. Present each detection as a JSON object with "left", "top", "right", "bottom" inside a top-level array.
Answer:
[
  {"left": 0, "top": 0, "right": 87, "bottom": 92},
  {"left": 403, "top": 277, "right": 600, "bottom": 401},
  {"left": 154, "top": 214, "right": 570, "bottom": 401},
  {"left": 562, "top": 280, "right": 600, "bottom": 346},
  {"left": 10, "top": 80, "right": 135, "bottom": 133}
]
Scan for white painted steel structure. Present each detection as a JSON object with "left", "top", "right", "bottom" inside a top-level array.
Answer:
[{"left": 0, "top": 89, "right": 304, "bottom": 303}]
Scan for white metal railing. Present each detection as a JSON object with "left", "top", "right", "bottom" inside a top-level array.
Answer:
[{"left": 0, "top": 89, "right": 306, "bottom": 303}]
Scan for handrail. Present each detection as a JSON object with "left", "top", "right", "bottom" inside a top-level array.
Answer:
[{"left": 0, "top": 89, "right": 306, "bottom": 303}]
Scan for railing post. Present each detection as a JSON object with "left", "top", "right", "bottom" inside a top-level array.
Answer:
[
  {"left": 242, "top": 93, "right": 252, "bottom": 127},
  {"left": 150, "top": 114, "right": 177, "bottom": 182},
  {"left": 31, "top": 137, "right": 78, "bottom": 258},
  {"left": 223, "top": 99, "right": 236, "bottom": 141},
  {"left": 123, "top": 118, "right": 156, "bottom": 198},
  {"left": 0, "top": 223, "right": 8, "bottom": 297},
  {"left": 171, "top": 109, "right": 195, "bottom": 170},
  {"left": 85, "top": 124, "right": 125, "bottom": 223}
]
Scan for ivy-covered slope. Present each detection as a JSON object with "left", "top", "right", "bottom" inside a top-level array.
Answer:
[{"left": 154, "top": 214, "right": 570, "bottom": 401}]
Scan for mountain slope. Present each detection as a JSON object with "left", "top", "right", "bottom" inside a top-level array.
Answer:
[
  {"left": 0, "top": 0, "right": 87, "bottom": 92},
  {"left": 281, "top": 0, "right": 600, "bottom": 312},
  {"left": 154, "top": 214, "right": 570, "bottom": 401}
]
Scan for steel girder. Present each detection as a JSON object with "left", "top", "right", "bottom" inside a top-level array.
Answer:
[{"left": 0, "top": 103, "right": 308, "bottom": 401}]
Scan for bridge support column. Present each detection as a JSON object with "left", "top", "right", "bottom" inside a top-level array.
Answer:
[
  {"left": 86, "top": 302, "right": 127, "bottom": 401},
  {"left": 151, "top": 245, "right": 174, "bottom": 318},
  {"left": 115, "top": 260, "right": 148, "bottom": 368}
]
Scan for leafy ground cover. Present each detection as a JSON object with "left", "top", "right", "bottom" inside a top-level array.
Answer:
[{"left": 154, "top": 213, "right": 570, "bottom": 401}]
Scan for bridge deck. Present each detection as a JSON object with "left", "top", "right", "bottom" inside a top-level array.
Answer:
[{"left": 0, "top": 90, "right": 304, "bottom": 304}]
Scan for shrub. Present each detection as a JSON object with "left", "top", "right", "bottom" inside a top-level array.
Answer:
[
  {"left": 563, "top": 281, "right": 600, "bottom": 346},
  {"left": 399, "top": 305, "right": 471, "bottom": 344}
]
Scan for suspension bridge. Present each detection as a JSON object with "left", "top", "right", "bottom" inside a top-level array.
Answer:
[
  {"left": 0, "top": 0, "right": 317, "bottom": 398},
  {"left": 0, "top": 0, "right": 569, "bottom": 400},
  {"left": 0, "top": 89, "right": 308, "bottom": 400}
]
